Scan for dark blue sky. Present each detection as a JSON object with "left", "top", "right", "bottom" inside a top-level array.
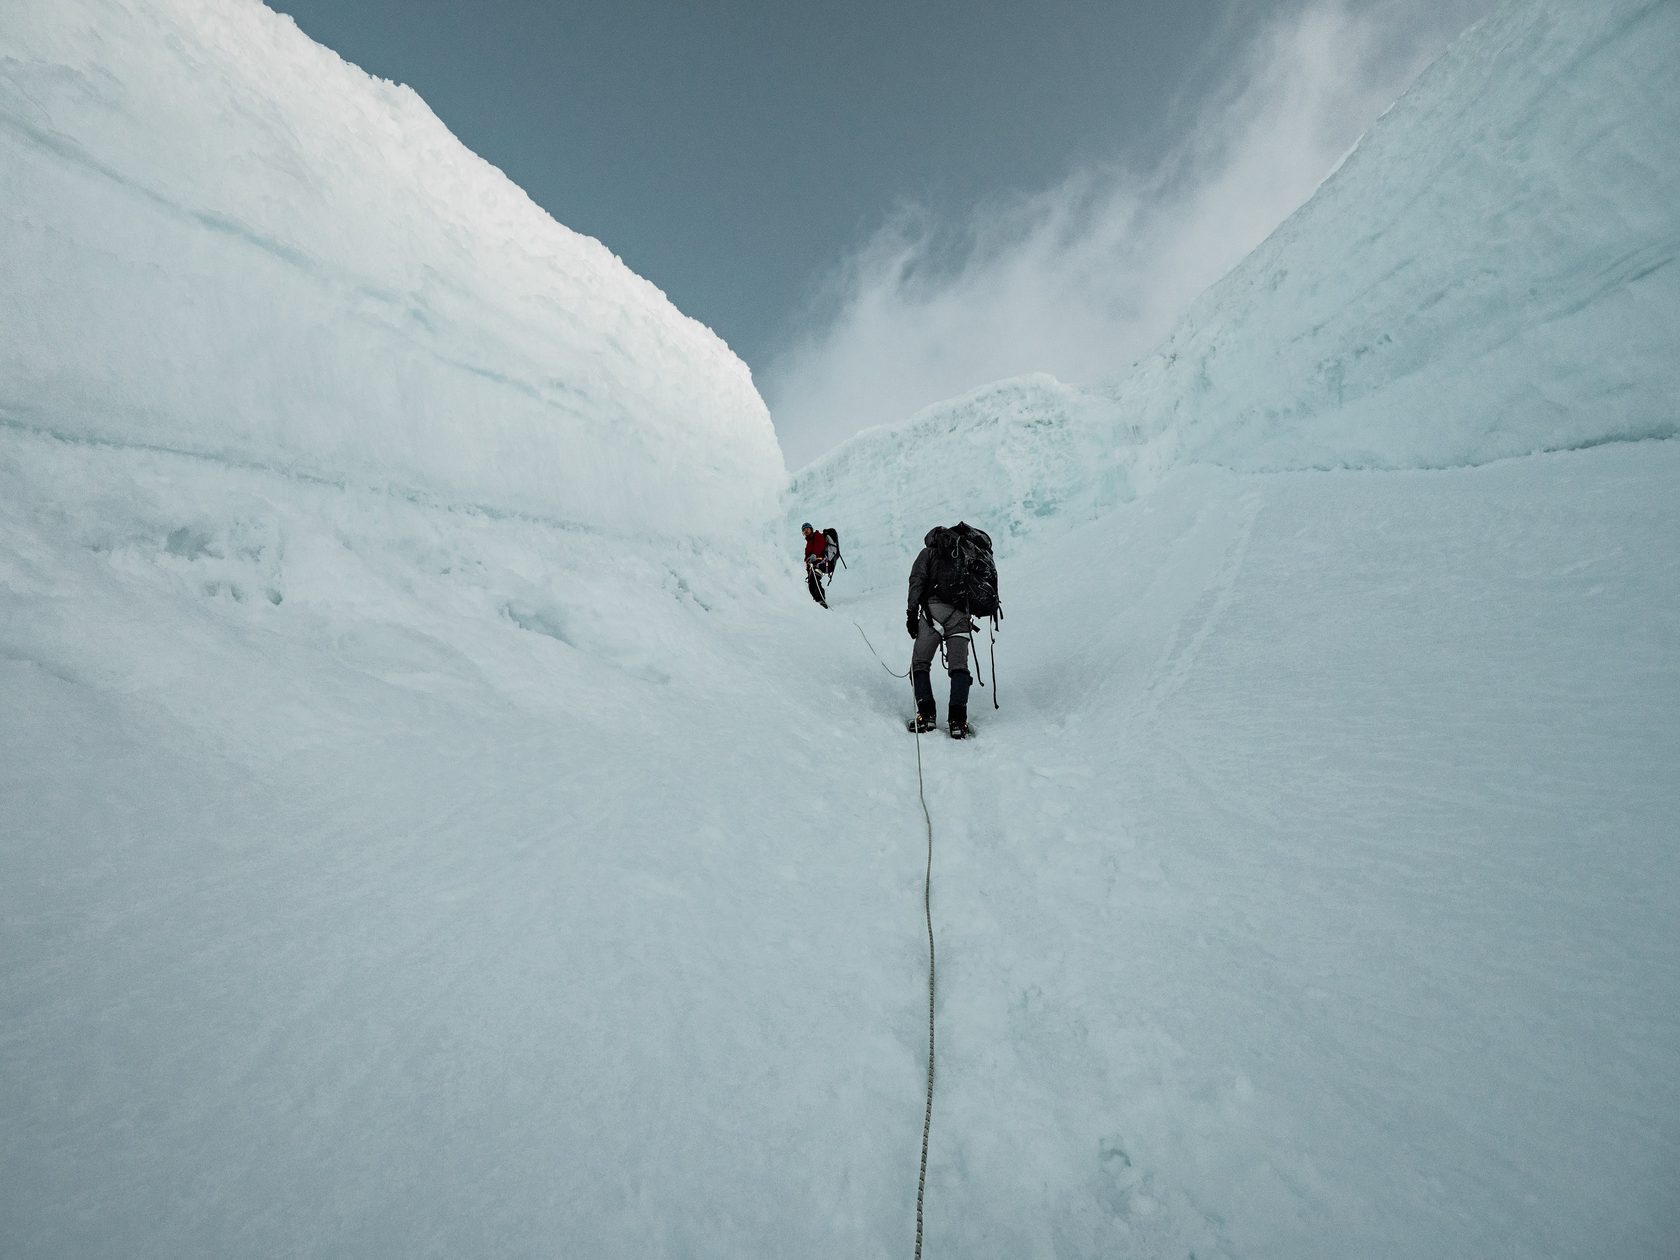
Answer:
[
  {"left": 269, "top": 0, "right": 1240, "bottom": 370},
  {"left": 267, "top": 1, "right": 1489, "bottom": 462}
]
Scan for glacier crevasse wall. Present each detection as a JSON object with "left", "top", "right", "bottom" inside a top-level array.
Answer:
[
  {"left": 0, "top": 0, "right": 782, "bottom": 541},
  {"left": 1129, "top": 0, "right": 1680, "bottom": 473}
]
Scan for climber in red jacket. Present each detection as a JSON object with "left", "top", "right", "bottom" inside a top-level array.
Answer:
[{"left": 802, "top": 522, "right": 834, "bottom": 607}]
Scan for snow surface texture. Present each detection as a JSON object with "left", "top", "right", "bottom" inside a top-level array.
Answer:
[
  {"left": 4, "top": 0, "right": 1680, "bottom": 1257},
  {"left": 7, "top": 438, "right": 1677, "bottom": 1259},
  {"left": 0, "top": 0, "right": 781, "bottom": 539},
  {"left": 790, "top": 0, "right": 1680, "bottom": 572}
]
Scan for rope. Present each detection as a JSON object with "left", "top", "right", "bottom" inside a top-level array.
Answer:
[
  {"left": 852, "top": 616, "right": 937, "bottom": 1255},
  {"left": 853, "top": 621, "right": 910, "bottom": 678},
  {"left": 912, "top": 710, "right": 937, "bottom": 1260}
]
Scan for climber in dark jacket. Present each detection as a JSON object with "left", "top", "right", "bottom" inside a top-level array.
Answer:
[{"left": 905, "top": 527, "right": 974, "bottom": 738}]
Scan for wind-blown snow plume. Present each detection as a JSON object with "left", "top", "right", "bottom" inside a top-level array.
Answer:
[
  {"left": 765, "top": 1, "right": 1488, "bottom": 467},
  {"left": 790, "top": 0, "right": 1680, "bottom": 575}
]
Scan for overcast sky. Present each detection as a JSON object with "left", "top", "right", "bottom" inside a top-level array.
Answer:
[{"left": 269, "top": 0, "right": 1492, "bottom": 467}]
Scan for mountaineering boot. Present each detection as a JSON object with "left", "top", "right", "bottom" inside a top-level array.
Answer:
[
  {"left": 908, "top": 671, "right": 937, "bottom": 732},
  {"left": 948, "top": 669, "right": 972, "bottom": 739}
]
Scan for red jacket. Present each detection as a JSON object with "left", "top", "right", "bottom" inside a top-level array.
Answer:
[{"left": 804, "top": 530, "right": 829, "bottom": 561}]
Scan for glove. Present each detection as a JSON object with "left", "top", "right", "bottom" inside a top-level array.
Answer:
[{"left": 907, "top": 610, "right": 921, "bottom": 639}]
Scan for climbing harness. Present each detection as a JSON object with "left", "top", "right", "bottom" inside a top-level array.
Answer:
[
  {"left": 925, "top": 610, "right": 1002, "bottom": 712},
  {"left": 861, "top": 610, "right": 997, "bottom": 709}
]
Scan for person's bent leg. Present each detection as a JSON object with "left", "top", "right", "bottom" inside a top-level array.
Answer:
[
  {"left": 934, "top": 604, "right": 974, "bottom": 735},
  {"left": 909, "top": 611, "right": 940, "bottom": 728}
]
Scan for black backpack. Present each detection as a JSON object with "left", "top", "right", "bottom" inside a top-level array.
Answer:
[
  {"left": 931, "top": 522, "right": 1000, "bottom": 620},
  {"left": 820, "top": 527, "right": 845, "bottom": 571}
]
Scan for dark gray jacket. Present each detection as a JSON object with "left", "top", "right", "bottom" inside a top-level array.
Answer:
[{"left": 906, "top": 527, "right": 949, "bottom": 616}]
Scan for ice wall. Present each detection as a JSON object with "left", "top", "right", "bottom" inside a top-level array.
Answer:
[
  {"left": 0, "top": 0, "right": 781, "bottom": 540},
  {"left": 788, "top": 374, "right": 1127, "bottom": 590},
  {"left": 791, "top": 0, "right": 1680, "bottom": 573},
  {"left": 1128, "top": 0, "right": 1680, "bottom": 474}
]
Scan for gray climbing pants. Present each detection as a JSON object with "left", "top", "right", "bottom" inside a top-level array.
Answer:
[{"left": 911, "top": 600, "right": 971, "bottom": 676}]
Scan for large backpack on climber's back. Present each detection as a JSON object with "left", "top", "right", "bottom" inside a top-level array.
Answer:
[{"left": 930, "top": 522, "right": 1000, "bottom": 620}]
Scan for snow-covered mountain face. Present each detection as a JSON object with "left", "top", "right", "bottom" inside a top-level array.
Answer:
[
  {"left": 791, "top": 0, "right": 1680, "bottom": 576},
  {"left": 0, "top": 0, "right": 781, "bottom": 540}
]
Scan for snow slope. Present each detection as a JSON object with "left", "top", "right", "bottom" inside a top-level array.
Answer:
[
  {"left": 4, "top": 0, "right": 1679, "bottom": 1257},
  {"left": 821, "top": 441, "right": 1679, "bottom": 1258}
]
